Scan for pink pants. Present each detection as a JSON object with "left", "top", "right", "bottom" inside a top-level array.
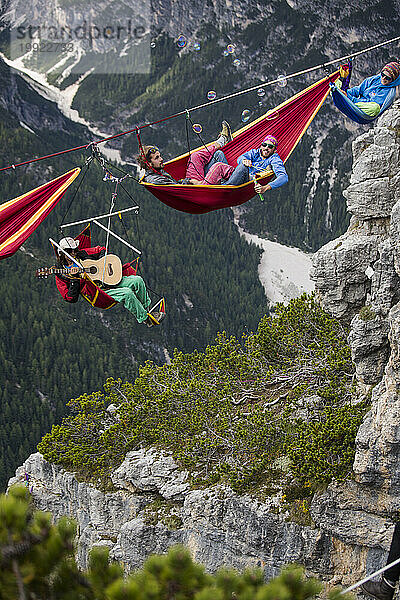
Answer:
[{"left": 185, "top": 144, "right": 234, "bottom": 184}]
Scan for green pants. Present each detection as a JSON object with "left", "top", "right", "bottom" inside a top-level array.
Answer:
[
  {"left": 106, "top": 275, "right": 151, "bottom": 323},
  {"left": 355, "top": 101, "right": 381, "bottom": 116}
]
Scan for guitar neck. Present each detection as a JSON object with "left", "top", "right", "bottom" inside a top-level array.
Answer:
[{"left": 47, "top": 267, "right": 85, "bottom": 275}]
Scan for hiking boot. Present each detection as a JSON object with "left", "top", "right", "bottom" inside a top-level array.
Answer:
[
  {"left": 361, "top": 578, "right": 395, "bottom": 600},
  {"left": 216, "top": 120, "right": 232, "bottom": 147}
]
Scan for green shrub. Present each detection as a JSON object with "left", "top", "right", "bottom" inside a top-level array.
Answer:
[{"left": 38, "top": 294, "right": 366, "bottom": 501}]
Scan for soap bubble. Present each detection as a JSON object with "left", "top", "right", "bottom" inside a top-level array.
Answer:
[
  {"left": 207, "top": 90, "right": 217, "bottom": 100},
  {"left": 241, "top": 109, "right": 251, "bottom": 123},
  {"left": 193, "top": 42, "right": 201, "bottom": 51},
  {"left": 233, "top": 59, "right": 241, "bottom": 67},
  {"left": 176, "top": 35, "right": 187, "bottom": 48},
  {"left": 226, "top": 44, "right": 235, "bottom": 53},
  {"left": 192, "top": 123, "right": 203, "bottom": 134},
  {"left": 257, "top": 88, "right": 265, "bottom": 97},
  {"left": 150, "top": 41, "right": 156, "bottom": 48},
  {"left": 266, "top": 109, "right": 279, "bottom": 120},
  {"left": 223, "top": 49, "right": 229, "bottom": 56},
  {"left": 277, "top": 74, "right": 287, "bottom": 87}
]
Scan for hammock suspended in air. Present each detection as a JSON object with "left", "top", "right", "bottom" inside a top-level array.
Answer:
[
  {"left": 51, "top": 224, "right": 141, "bottom": 310},
  {"left": 0, "top": 168, "right": 81, "bottom": 260},
  {"left": 330, "top": 83, "right": 397, "bottom": 125},
  {"left": 140, "top": 71, "right": 340, "bottom": 214}
]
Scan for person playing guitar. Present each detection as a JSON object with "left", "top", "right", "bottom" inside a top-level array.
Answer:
[{"left": 54, "top": 237, "right": 165, "bottom": 327}]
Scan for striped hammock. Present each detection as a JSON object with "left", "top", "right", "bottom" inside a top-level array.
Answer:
[{"left": 0, "top": 168, "right": 81, "bottom": 260}]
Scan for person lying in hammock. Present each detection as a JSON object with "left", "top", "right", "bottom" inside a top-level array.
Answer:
[
  {"left": 336, "top": 61, "right": 400, "bottom": 117},
  {"left": 55, "top": 237, "right": 164, "bottom": 327},
  {"left": 234, "top": 135, "right": 288, "bottom": 194},
  {"left": 140, "top": 121, "right": 233, "bottom": 185},
  {"left": 140, "top": 130, "right": 288, "bottom": 193}
]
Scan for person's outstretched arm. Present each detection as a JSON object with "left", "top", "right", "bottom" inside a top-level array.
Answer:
[{"left": 268, "top": 155, "right": 288, "bottom": 189}]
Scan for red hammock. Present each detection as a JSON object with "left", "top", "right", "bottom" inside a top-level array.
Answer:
[
  {"left": 0, "top": 168, "right": 81, "bottom": 260},
  {"left": 53, "top": 224, "right": 140, "bottom": 310},
  {"left": 140, "top": 71, "right": 339, "bottom": 214}
]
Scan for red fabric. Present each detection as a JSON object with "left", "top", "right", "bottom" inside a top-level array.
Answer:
[
  {"left": 141, "top": 72, "right": 339, "bottom": 214},
  {"left": 55, "top": 275, "right": 74, "bottom": 302},
  {"left": 0, "top": 168, "right": 81, "bottom": 259}
]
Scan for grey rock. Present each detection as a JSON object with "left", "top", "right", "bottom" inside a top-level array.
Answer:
[
  {"left": 111, "top": 517, "right": 183, "bottom": 569},
  {"left": 111, "top": 448, "right": 190, "bottom": 500},
  {"left": 311, "top": 229, "right": 381, "bottom": 322},
  {"left": 348, "top": 314, "right": 389, "bottom": 384},
  {"left": 10, "top": 454, "right": 333, "bottom": 579},
  {"left": 352, "top": 130, "right": 374, "bottom": 163},
  {"left": 353, "top": 302, "right": 400, "bottom": 495},
  {"left": 343, "top": 178, "right": 393, "bottom": 220},
  {"left": 343, "top": 120, "right": 400, "bottom": 220},
  {"left": 9, "top": 453, "right": 151, "bottom": 570},
  {"left": 313, "top": 100, "right": 400, "bottom": 385}
]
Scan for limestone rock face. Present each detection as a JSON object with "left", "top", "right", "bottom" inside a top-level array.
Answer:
[
  {"left": 8, "top": 453, "right": 149, "bottom": 569},
  {"left": 353, "top": 303, "right": 400, "bottom": 498},
  {"left": 11, "top": 452, "right": 333, "bottom": 579},
  {"left": 348, "top": 314, "right": 389, "bottom": 385},
  {"left": 111, "top": 448, "right": 190, "bottom": 500},
  {"left": 310, "top": 100, "right": 400, "bottom": 585},
  {"left": 312, "top": 100, "right": 400, "bottom": 380}
]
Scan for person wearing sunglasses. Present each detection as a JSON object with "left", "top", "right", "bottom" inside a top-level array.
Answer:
[
  {"left": 344, "top": 61, "right": 400, "bottom": 117},
  {"left": 219, "top": 134, "right": 288, "bottom": 193}
]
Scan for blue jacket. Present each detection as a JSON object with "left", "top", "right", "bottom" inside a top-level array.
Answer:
[
  {"left": 347, "top": 73, "right": 400, "bottom": 106},
  {"left": 237, "top": 149, "right": 288, "bottom": 189}
]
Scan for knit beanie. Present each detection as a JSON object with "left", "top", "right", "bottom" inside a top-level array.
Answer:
[{"left": 382, "top": 62, "right": 400, "bottom": 81}]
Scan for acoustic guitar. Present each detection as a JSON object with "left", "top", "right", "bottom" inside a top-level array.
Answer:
[{"left": 35, "top": 254, "right": 123, "bottom": 286}]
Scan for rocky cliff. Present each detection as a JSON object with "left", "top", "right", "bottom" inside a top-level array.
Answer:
[{"left": 8, "top": 99, "right": 400, "bottom": 590}]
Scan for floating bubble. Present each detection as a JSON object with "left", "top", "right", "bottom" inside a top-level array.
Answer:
[
  {"left": 192, "top": 123, "right": 203, "bottom": 134},
  {"left": 277, "top": 74, "right": 287, "bottom": 87},
  {"left": 257, "top": 88, "right": 265, "bottom": 97},
  {"left": 241, "top": 109, "right": 251, "bottom": 123},
  {"left": 223, "top": 49, "right": 229, "bottom": 56},
  {"left": 150, "top": 41, "right": 156, "bottom": 48},
  {"left": 207, "top": 90, "right": 217, "bottom": 100},
  {"left": 233, "top": 59, "right": 241, "bottom": 67},
  {"left": 193, "top": 42, "right": 201, "bottom": 51},
  {"left": 176, "top": 34, "right": 187, "bottom": 48},
  {"left": 226, "top": 44, "right": 235, "bottom": 54}
]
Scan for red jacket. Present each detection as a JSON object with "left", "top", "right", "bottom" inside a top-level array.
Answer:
[{"left": 55, "top": 246, "right": 106, "bottom": 303}]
